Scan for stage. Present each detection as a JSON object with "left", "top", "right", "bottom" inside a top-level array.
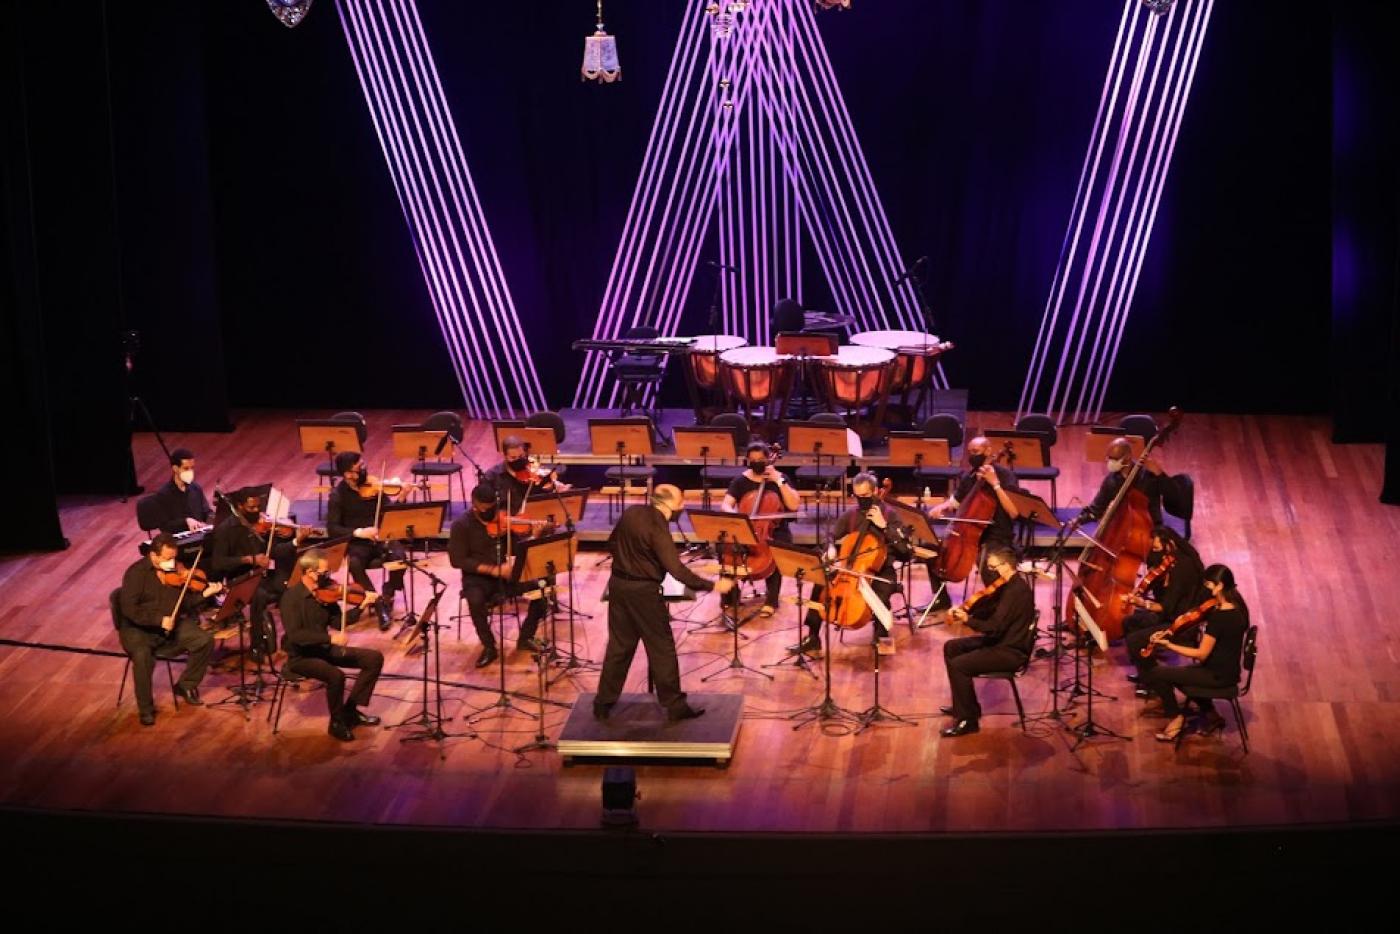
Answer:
[{"left": 1, "top": 409, "right": 1397, "bottom": 840}]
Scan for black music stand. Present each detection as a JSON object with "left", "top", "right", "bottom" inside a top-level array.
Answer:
[
  {"left": 687, "top": 509, "right": 773, "bottom": 682},
  {"left": 207, "top": 569, "right": 269, "bottom": 718},
  {"left": 786, "top": 544, "right": 863, "bottom": 733},
  {"left": 521, "top": 490, "right": 596, "bottom": 638},
  {"left": 510, "top": 530, "right": 578, "bottom": 747},
  {"left": 1065, "top": 589, "right": 1129, "bottom": 749},
  {"left": 763, "top": 542, "right": 821, "bottom": 681},
  {"left": 377, "top": 501, "right": 447, "bottom": 643},
  {"left": 391, "top": 426, "right": 448, "bottom": 504},
  {"left": 393, "top": 572, "right": 477, "bottom": 757},
  {"left": 589, "top": 418, "right": 655, "bottom": 522},
  {"left": 673, "top": 426, "right": 740, "bottom": 510},
  {"left": 297, "top": 420, "right": 363, "bottom": 519},
  {"left": 883, "top": 498, "right": 946, "bottom": 629},
  {"left": 785, "top": 422, "right": 855, "bottom": 541}
]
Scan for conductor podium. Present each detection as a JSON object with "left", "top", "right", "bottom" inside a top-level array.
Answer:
[{"left": 556, "top": 692, "right": 744, "bottom": 767}]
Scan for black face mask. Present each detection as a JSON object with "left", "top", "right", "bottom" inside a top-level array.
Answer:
[
  {"left": 749, "top": 460, "right": 767, "bottom": 473},
  {"left": 354, "top": 468, "right": 368, "bottom": 485},
  {"left": 476, "top": 504, "right": 498, "bottom": 521},
  {"left": 967, "top": 453, "right": 987, "bottom": 469},
  {"left": 855, "top": 495, "right": 875, "bottom": 511},
  {"left": 507, "top": 456, "right": 529, "bottom": 472},
  {"left": 243, "top": 508, "right": 262, "bottom": 523},
  {"left": 315, "top": 573, "right": 335, "bottom": 591},
  {"left": 980, "top": 565, "right": 1000, "bottom": 586}
]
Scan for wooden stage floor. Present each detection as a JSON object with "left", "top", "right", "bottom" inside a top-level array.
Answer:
[{"left": 1, "top": 409, "right": 1398, "bottom": 836}]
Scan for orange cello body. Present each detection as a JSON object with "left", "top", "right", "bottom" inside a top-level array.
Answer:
[
  {"left": 932, "top": 442, "right": 1015, "bottom": 584},
  {"left": 1070, "top": 408, "right": 1183, "bottom": 643},
  {"left": 826, "top": 479, "right": 893, "bottom": 631}
]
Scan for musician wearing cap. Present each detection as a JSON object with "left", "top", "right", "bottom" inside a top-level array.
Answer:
[
  {"left": 593, "top": 484, "right": 735, "bottom": 722},
  {"left": 938, "top": 547, "right": 1036, "bottom": 737},
  {"left": 446, "top": 484, "right": 551, "bottom": 669},
  {"left": 278, "top": 550, "right": 384, "bottom": 742},
  {"left": 117, "top": 533, "right": 221, "bottom": 726},
  {"left": 485, "top": 435, "right": 571, "bottom": 507},
  {"left": 720, "top": 441, "right": 801, "bottom": 618},
  {"left": 326, "top": 452, "right": 406, "bottom": 631},
  {"left": 144, "top": 447, "right": 212, "bottom": 535}
]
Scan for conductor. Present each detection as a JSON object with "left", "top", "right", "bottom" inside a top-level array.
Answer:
[{"left": 593, "top": 485, "right": 735, "bottom": 722}]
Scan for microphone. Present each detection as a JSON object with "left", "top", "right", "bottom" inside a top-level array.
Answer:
[
  {"left": 706, "top": 260, "right": 737, "bottom": 275},
  {"left": 892, "top": 256, "right": 929, "bottom": 284},
  {"left": 434, "top": 432, "right": 452, "bottom": 457}
]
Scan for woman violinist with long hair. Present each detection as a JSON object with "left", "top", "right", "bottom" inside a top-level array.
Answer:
[{"left": 1140, "top": 564, "right": 1251, "bottom": 742}]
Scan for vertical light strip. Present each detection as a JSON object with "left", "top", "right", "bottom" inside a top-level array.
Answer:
[{"left": 1018, "top": 0, "right": 1213, "bottom": 423}]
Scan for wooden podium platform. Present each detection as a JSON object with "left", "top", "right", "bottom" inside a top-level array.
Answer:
[{"left": 558, "top": 692, "right": 744, "bottom": 768}]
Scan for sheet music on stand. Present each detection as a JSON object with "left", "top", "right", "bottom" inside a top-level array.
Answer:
[{"left": 1072, "top": 593, "right": 1109, "bottom": 653}]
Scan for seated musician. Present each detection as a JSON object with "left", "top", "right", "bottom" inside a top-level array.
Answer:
[
  {"left": 939, "top": 547, "right": 1037, "bottom": 737},
  {"left": 1075, "top": 438, "right": 1180, "bottom": 528},
  {"left": 1121, "top": 526, "right": 1206, "bottom": 688},
  {"left": 210, "top": 487, "right": 307, "bottom": 662},
  {"left": 326, "top": 452, "right": 406, "bottom": 631},
  {"left": 145, "top": 447, "right": 212, "bottom": 534},
  {"left": 720, "top": 442, "right": 801, "bottom": 618},
  {"left": 924, "top": 436, "right": 1022, "bottom": 608},
  {"left": 485, "top": 435, "right": 571, "bottom": 508},
  {"left": 118, "top": 533, "right": 221, "bottom": 726},
  {"left": 447, "top": 484, "right": 550, "bottom": 669},
  {"left": 1140, "top": 564, "right": 1249, "bottom": 742},
  {"left": 797, "top": 472, "right": 912, "bottom": 654},
  {"left": 279, "top": 550, "right": 384, "bottom": 742}
]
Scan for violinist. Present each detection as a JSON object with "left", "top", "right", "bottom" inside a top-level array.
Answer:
[
  {"left": 938, "top": 547, "right": 1037, "bottom": 737},
  {"left": 720, "top": 442, "right": 801, "bottom": 618},
  {"left": 279, "top": 550, "right": 384, "bottom": 742},
  {"left": 594, "top": 485, "right": 734, "bottom": 722},
  {"left": 144, "top": 447, "right": 212, "bottom": 535},
  {"left": 117, "top": 534, "right": 220, "bottom": 726},
  {"left": 1075, "top": 438, "right": 1180, "bottom": 528},
  {"left": 485, "top": 435, "right": 571, "bottom": 506},
  {"left": 446, "top": 485, "right": 550, "bottom": 668},
  {"left": 796, "top": 472, "right": 912, "bottom": 655},
  {"left": 210, "top": 488, "right": 308, "bottom": 661},
  {"left": 326, "top": 452, "right": 406, "bottom": 631},
  {"left": 1121, "top": 526, "right": 1206, "bottom": 685},
  {"left": 1140, "top": 564, "right": 1250, "bottom": 742}
]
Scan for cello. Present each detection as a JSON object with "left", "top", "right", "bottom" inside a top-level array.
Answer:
[
  {"left": 717, "top": 444, "right": 789, "bottom": 580},
  {"left": 827, "top": 479, "right": 896, "bottom": 631},
  {"left": 1068, "top": 408, "right": 1183, "bottom": 643},
  {"left": 931, "top": 440, "right": 1016, "bottom": 584}
]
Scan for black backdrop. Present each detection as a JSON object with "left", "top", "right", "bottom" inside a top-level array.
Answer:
[{"left": 3, "top": 1, "right": 1397, "bottom": 550}]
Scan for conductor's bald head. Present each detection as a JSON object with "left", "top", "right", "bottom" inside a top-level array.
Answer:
[{"left": 650, "top": 484, "right": 685, "bottom": 518}]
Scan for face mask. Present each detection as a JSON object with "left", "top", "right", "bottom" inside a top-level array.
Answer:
[
  {"left": 158, "top": 558, "right": 176, "bottom": 572},
  {"left": 750, "top": 460, "right": 768, "bottom": 473},
  {"left": 243, "top": 508, "right": 261, "bottom": 521},
  {"left": 967, "top": 453, "right": 987, "bottom": 469},
  {"left": 355, "top": 468, "right": 368, "bottom": 484},
  {"left": 476, "top": 504, "right": 498, "bottom": 521},
  {"left": 508, "top": 456, "right": 529, "bottom": 472},
  {"left": 178, "top": 469, "right": 195, "bottom": 485},
  {"left": 980, "top": 565, "right": 999, "bottom": 586},
  {"left": 1106, "top": 458, "right": 1126, "bottom": 474},
  {"left": 315, "top": 573, "right": 335, "bottom": 590},
  {"left": 855, "top": 495, "right": 875, "bottom": 511}
]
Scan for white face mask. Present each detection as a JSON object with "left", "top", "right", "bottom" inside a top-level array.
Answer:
[
  {"left": 178, "top": 469, "right": 195, "bottom": 485},
  {"left": 158, "top": 558, "right": 176, "bottom": 572},
  {"left": 1105, "top": 458, "right": 1126, "bottom": 474}
]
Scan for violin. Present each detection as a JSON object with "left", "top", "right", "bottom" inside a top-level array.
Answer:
[
  {"left": 826, "top": 479, "right": 894, "bottom": 631},
  {"left": 511, "top": 456, "right": 558, "bottom": 487},
  {"left": 953, "top": 571, "right": 1012, "bottom": 618},
  {"left": 313, "top": 579, "right": 368, "bottom": 607},
  {"left": 1139, "top": 596, "right": 1219, "bottom": 657},
  {"left": 252, "top": 516, "right": 323, "bottom": 540},
  {"left": 481, "top": 513, "right": 556, "bottom": 539},
  {"left": 357, "top": 475, "right": 406, "bottom": 499},
  {"left": 158, "top": 562, "right": 210, "bottom": 592},
  {"left": 1121, "top": 553, "right": 1176, "bottom": 608}
]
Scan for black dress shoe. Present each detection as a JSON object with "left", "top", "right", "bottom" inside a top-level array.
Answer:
[
  {"left": 668, "top": 705, "right": 705, "bottom": 722},
  {"left": 592, "top": 702, "right": 613, "bottom": 720},
  {"left": 474, "top": 646, "right": 499, "bottom": 669},
  {"left": 1126, "top": 673, "right": 1143, "bottom": 684},
  {"left": 328, "top": 718, "right": 355, "bottom": 742},
  {"left": 517, "top": 636, "right": 541, "bottom": 654},
  {"left": 173, "top": 684, "right": 203, "bottom": 706},
  {"left": 940, "top": 719, "right": 979, "bottom": 737},
  {"left": 139, "top": 710, "right": 156, "bottom": 727},
  {"left": 345, "top": 707, "right": 381, "bottom": 727},
  {"left": 788, "top": 633, "right": 822, "bottom": 655},
  {"left": 1134, "top": 686, "right": 1152, "bottom": 698},
  {"left": 376, "top": 600, "right": 392, "bottom": 632},
  {"left": 939, "top": 705, "right": 956, "bottom": 717}
]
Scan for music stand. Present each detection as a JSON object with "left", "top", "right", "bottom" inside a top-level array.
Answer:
[
  {"left": 763, "top": 543, "right": 821, "bottom": 681},
  {"left": 1085, "top": 429, "right": 1145, "bottom": 462},
  {"left": 497, "top": 425, "right": 561, "bottom": 459},
  {"left": 298, "top": 420, "right": 363, "bottom": 517},
  {"left": 378, "top": 501, "right": 446, "bottom": 641},
  {"left": 780, "top": 544, "right": 863, "bottom": 733},
  {"left": 590, "top": 418, "right": 655, "bottom": 520},
  {"left": 1066, "top": 592, "right": 1128, "bottom": 749},
  {"left": 886, "top": 433, "right": 951, "bottom": 468},
  {"left": 392, "top": 426, "right": 448, "bottom": 500},
  {"left": 686, "top": 509, "right": 772, "bottom": 682},
  {"left": 674, "top": 426, "right": 740, "bottom": 510},
  {"left": 519, "top": 490, "right": 588, "bottom": 528},
  {"left": 881, "top": 498, "right": 945, "bottom": 629},
  {"left": 785, "top": 422, "right": 856, "bottom": 539},
  {"left": 507, "top": 530, "right": 581, "bottom": 715},
  {"left": 208, "top": 569, "right": 269, "bottom": 717}
]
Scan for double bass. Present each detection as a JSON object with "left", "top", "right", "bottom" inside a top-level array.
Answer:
[
  {"left": 931, "top": 441, "right": 1016, "bottom": 584},
  {"left": 1069, "top": 408, "right": 1183, "bottom": 643},
  {"left": 717, "top": 444, "right": 788, "bottom": 580}
]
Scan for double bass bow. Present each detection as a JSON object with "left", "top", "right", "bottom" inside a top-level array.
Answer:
[{"left": 1068, "top": 408, "right": 1184, "bottom": 643}]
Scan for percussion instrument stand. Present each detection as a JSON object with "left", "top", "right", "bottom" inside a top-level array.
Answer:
[
  {"left": 393, "top": 576, "right": 478, "bottom": 757},
  {"left": 761, "top": 567, "right": 819, "bottom": 680},
  {"left": 790, "top": 564, "right": 862, "bottom": 732}
]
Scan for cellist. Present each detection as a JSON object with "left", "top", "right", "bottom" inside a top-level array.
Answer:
[
  {"left": 796, "top": 472, "right": 912, "bottom": 655},
  {"left": 720, "top": 441, "right": 801, "bottom": 618},
  {"left": 925, "top": 436, "right": 1022, "bottom": 608}
]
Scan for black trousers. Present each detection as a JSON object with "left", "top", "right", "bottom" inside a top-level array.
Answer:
[
  {"left": 1142, "top": 664, "right": 1232, "bottom": 716},
  {"left": 943, "top": 635, "right": 1027, "bottom": 722},
  {"left": 724, "top": 567, "right": 783, "bottom": 612},
  {"left": 1122, "top": 609, "right": 1165, "bottom": 672},
  {"left": 803, "top": 576, "right": 898, "bottom": 639},
  {"left": 118, "top": 621, "right": 214, "bottom": 716},
  {"left": 347, "top": 540, "right": 406, "bottom": 600},
  {"left": 287, "top": 645, "right": 383, "bottom": 720},
  {"left": 595, "top": 579, "right": 688, "bottom": 715},
  {"left": 460, "top": 574, "right": 548, "bottom": 648}
]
